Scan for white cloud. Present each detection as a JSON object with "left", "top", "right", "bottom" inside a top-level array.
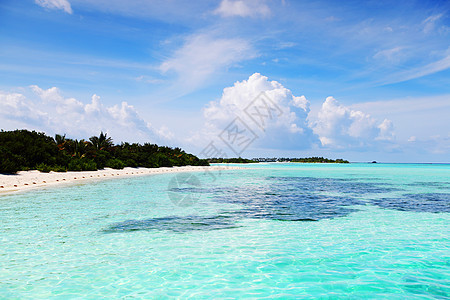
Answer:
[
  {"left": 0, "top": 86, "right": 172, "bottom": 143},
  {"left": 311, "top": 97, "right": 395, "bottom": 148},
  {"left": 350, "top": 94, "right": 450, "bottom": 147},
  {"left": 196, "top": 73, "right": 318, "bottom": 153},
  {"left": 408, "top": 136, "right": 417, "bottom": 142},
  {"left": 423, "top": 14, "right": 443, "bottom": 34},
  {"left": 135, "top": 75, "right": 165, "bottom": 85},
  {"left": 377, "top": 119, "right": 395, "bottom": 141},
  {"left": 63, "top": 0, "right": 208, "bottom": 22},
  {"left": 350, "top": 94, "right": 450, "bottom": 115},
  {"left": 383, "top": 52, "right": 450, "bottom": 84},
  {"left": 194, "top": 74, "right": 400, "bottom": 155},
  {"left": 160, "top": 33, "right": 255, "bottom": 92},
  {"left": 276, "top": 42, "right": 296, "bottom": 49},
  {"left": 373, "top": 46, "right": 404, "bottom": 61},
  {"left": 291, "top": 95, "right": 308, "bottom": 110},
  {"left": 35, "top": 0, "right": 73, "bottom": 14},
  {"left": 404, "top": 134, "right": 450, "bottom": 156},
  {"left": 0, "top": 92, "right": 48, "bottom": 127},
  {"left": 213, "top": 0, "right": 270, "bottom": 18}
]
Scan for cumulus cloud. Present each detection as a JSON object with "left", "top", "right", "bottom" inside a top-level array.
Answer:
[
  {"left": 160, "top": 33, "right": 255, "bottom": 92},
  {"left": 0, "top": 92, "right": 48, "bottom": 127},
  {"left": 213, "top": 0, "right": 270, "bottom": 18},
  {"left": 0, "top": 86, "right": 171, "bottom": 144},
  {"left": 196, "top": 73, "right": 318, "bottom": 155},
  {"left": 311, "top": 97, "right": 395, "bottom": 148},
  {"left": 1, "top": 80, "right": 400, "bottom": 156},
  {"left": 193, "top": 74, "right": 398, "bottom": 156},
  {"left": 35, "top": 0, "right": 73, "bottom": 14},
  {"left": 377, "top": 119, "right": 395, "bottom": 141}
]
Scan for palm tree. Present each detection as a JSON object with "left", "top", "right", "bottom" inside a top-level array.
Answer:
[
  {"left": 64, "top": 139, "right": 90, "bottom": 158},
  {"left": 55, "top": 134, "right": 66, "bottom": 150},
  {"left": 75, "top": 139, "right": 90, "bottom": 158},
  {"left": 89, "top": 132, "right": 113, "bottom": 151}
]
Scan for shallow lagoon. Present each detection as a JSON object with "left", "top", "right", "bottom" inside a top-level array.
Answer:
[{"left": 1, "top": 163, "right": 449, "bottom": 298}]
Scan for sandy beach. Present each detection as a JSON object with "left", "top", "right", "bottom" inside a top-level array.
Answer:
[{"left": 0, "top": 165, "right": 241, "bottom": 195}]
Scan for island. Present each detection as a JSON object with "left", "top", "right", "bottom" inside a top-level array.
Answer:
[
  {"left": 207, "top": 157, "right": 349, "bottom": 163},
  {"left": 0, "top": 129, "right": 209, "bottom": 174}
]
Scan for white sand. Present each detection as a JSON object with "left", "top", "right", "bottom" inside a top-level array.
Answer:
[{"left": 0, "top": 165, "right": 242, "bottom": 195}]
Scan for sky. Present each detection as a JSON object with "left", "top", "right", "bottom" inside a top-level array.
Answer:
[{"left": 0, "top": 0, "right": 449, "bottom": 162}]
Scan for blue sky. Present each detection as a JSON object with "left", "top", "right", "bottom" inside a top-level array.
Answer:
[{"left": 0, "top": 0, "right": 449, "bottom": 162}]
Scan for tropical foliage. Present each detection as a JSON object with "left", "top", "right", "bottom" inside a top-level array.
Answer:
[
  {"left": 208, "top": 157, "right": 349, "bottom": 164},
  {"left": 0, "top": 130, "right": 209, "bottom": 174},
  {"left": 288, "top": 157, "right": 349, "bottom": 163},
  {"left": 252, "top": 157, "right": 349, "bottom": 163},
  {"left": 207, "top": 157, "right": 258, "bottom": 163}
]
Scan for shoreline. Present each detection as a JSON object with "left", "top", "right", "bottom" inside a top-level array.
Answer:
[{"left": 0, "top": 165, "right": 242, "bottom": 195}]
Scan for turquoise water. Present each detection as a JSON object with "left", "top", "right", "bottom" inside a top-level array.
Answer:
[{"left": 0, "top": 163, "right": 449, "bottom": 298}]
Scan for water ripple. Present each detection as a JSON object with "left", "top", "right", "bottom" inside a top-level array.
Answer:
[
  {"left": 103, "top": 215, "right": 241, "bottom": 233},
  {"left": 106, "top": 176, "right": 449, "bottom": 233},
  {"left": 372, "top": 193, "right": 450, "bottom": 213}
]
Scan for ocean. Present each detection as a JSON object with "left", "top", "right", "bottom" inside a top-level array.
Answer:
[{"left": 1, "top": 163, "right": 449, "bottom": 298}]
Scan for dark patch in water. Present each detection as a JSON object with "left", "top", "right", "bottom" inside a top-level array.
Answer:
[
  {"left": 167, "top": 187, "right": 208, "bottom": 194},
  {"left": 272, "top": 177, "right": 400, "bottom": 195},
  {"left": 103, "top": 215, "right": 241, "bottom": 233},
  {"left": 371, "top": 193, "right": 450, "bottom": 213},
  {"left": 214, "top": 190, "right": 361, "bottom": 221},
  {"left": 209, "top": 177, "right": 373, "bottom": 221},
  {"left": 406, "top": 182, "right": 450, "bottom": 190},
  {"left": 105, "top": 176, "right": 448, "bottom": 233},
  {"left": 103, "top": 212, "right": 321, "bottom": 234},
  {"left": 275, "top": 218, "right": 317, "bottom": 222},
  {"left": 209, "top": 177, "right": 448, "bottom": 221}
]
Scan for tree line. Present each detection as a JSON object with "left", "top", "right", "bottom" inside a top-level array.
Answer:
[
  {"left": 289, "top": 157, "right": 349, "bottom": 163},
  {"left": 0, "top": 130, "right": 208, "bottom": 174},
  {"left": 207, "top": 157, "right": 257, "bottom": 164},
  {"left": 208, "top": 157, "right": 349, "bottom": 163}
]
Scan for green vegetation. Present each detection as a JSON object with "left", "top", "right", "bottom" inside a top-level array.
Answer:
[
  {"left": 208, "top": 157, "right": 349, "bottom": 164},
  {"left": 0, "top": 130, "right": 208, "bottom": 174},
  {"left": 207, "top": 157, "right": 258, "bottom": 164},
  {"left": 289, "top": 157, "right": 349, "bottom": 163},
  {"left": 252, "top": 157, "right": 350, "bottom": 163}
]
